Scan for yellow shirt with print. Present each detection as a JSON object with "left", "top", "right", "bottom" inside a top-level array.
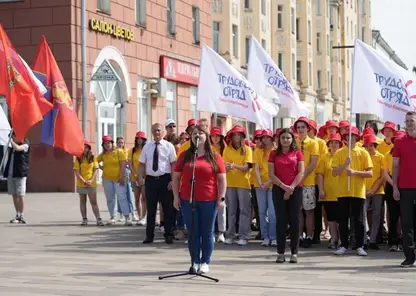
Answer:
[
  {"left": 332, "top": 145, "right": 373, "bottom": 199},
  {"left": 378, "top": 140, "right": 393, "bottom": 155},
  {"left": 128, "top": 148, "right": 142, "bottom": 182},
  {"left": 365, "top": 151, "right": 385, "bottom": 194},
  {"left": 254, "top": 147, "right": 273, "bottom": 189},
  {"left": 73, "top": 157, "right": 99, "bottom": 188},
  {"left": 97, "top": 148, "right": 127, "bottom": 181},
  {"left": 296, "top": 136, "right": 319, "bottom": 186},
  {"left": 223, "top": 145, "right": 253, "bottom": 189},
  {"left": 384, "top": 152, "right": 393, "bottom": 175},
  {"left": 316, "top": 153, "right": 338, "bottom": 202},
  {"left": 177, "top": 140, "right": 190, "bottom": 158}
]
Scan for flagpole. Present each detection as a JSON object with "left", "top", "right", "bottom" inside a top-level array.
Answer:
[
  {"left": 348, "top": 40, "right": 358, "bottom": 191},
  {"left": 81, "top": 0, "right": 87, "bottom": 138},
  {"left": 0, "top": 128, "right": 13, "bottom": 175}
]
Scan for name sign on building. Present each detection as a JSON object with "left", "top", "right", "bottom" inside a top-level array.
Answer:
[
  {"left": 89, "top": 19, "right": 134, "bottom": 41},
  {"left": 160, "top": 56, "right": 199, "bottom": 86}
]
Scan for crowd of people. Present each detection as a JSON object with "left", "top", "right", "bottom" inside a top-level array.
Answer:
[{"left": 8, "top": 111, "right": 416, "bottom": 273}]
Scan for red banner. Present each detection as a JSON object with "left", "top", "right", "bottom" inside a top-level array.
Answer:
[{"left": 160, "top": 56, "right": 199, "bottom": 86}]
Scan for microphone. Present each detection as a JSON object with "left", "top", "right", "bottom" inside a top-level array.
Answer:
[{"left": 195, "top": 135, "right": 200, "bottom": 146}]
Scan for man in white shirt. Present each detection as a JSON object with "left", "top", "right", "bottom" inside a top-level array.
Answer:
[{"left": 138, "top": 123, "right": 177, "bottom": 244}]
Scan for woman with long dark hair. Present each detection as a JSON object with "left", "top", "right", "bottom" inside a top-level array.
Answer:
[
  {"left": 173, "top": 125, "right": 226, "bottom": 274},
  {"left": 73, "top": 141, "right": 104, "bottom": 226},
  {"left": 128, "top": 132, "right": 147, "bottom": 226},
  {"left": 268, "top": 128, "right": 304, "bottom": 263}
]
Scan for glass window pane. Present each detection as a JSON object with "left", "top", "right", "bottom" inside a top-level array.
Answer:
[{"left": 101, "top": 106, "right": 114, "bottom": 118}]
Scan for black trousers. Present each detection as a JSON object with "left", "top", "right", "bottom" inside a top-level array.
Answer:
[
  {"left": 399, "top": 189, "right": 416, "bottom": 261},
  {"left": 273, "top": 186, "right": 302, "bottom": 255},
  {"left": 385, "top": 182, "right": 401, "bottom": 246},
  {"left": 314, "top": 185, "right": 323, "bottom": 240},
  {"left": 338, "top": 197, "right": 365, "bottom": 249},
  {"left": 145, "top": 174, "right": 174, "bottom": 239},
  {"left": 251, "top": 186, "right": 260, "bottom": 226}
]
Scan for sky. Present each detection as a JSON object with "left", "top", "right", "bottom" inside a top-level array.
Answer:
[{"left": 371, "top": 0, "right": 416, "bottom": 72}]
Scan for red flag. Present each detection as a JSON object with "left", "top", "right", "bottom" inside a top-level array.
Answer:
[
  {"left": 32, "top": 36, "right": 84, "bottom": 157},
  {"left": 0, "top": 25, "right": 52, "bottom": 142}
]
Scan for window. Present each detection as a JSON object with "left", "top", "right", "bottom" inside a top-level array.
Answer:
[
  {"left": 97, "top": 0, "right": 110, "bottom": 14},
  {"left": 261, "top": 0, "right": 266, "bottom": 15},
  {"left": 292, "top": 54, "right": 296, "bottom": 79},
  {"left": 192, "top": 7, "right": 200, "bottom": 44},
  {"left": 308, "top": 62, "right": 312, "bottom": 86},
  {"left": 346, "top": 17, "right": 349, "bottom": 37},
  {"left": 317, "top": 70, "right": 322, "bottom": 89},
  {"left": 166, "top": 82, "right": 177, "bottom": 123},
  {"left": 316, "top": 107, "right": 324, "bottom": 126},
  {"left": 308, "top": 21, "right": 312, "bottom": 44},
  {"left": 316, "top": 0, "right": 321, "bottom": 15},
  {"left": 296, "top": 61, "right": 301, "bottom": 83},
  {"left": 167, "top": 0, "right": 176, "bottom": 35},
  {"left": 330, "top": 40, "right": 333, "bottom": 57},
  {"left": 135, "top": 0, "right": 146, "bottom": 26},
  {"left": 350, "top": 20, "right": 353, "bottom": 38},
  {"left": 347, "top": 51, "right": 349, "bottom": 68},
  {"left": 327, "top": 71, "right": 330, "bottom": 92},
  {"left": 362, "top": 0, "right": 366, "bottom": 14},
  {"left": 278, "top": 52, "right": 283, "bottom": 70},
  {"left": 190, "top": 87, "right": 199, "bottom": 119},
  {"left": 296, "top": 18, "right": 300, "bottom": 40},
  {"left": 245, "top": 37, "right": 250, "bottom": 64},
  {"left": 213, "top": 22, "right": 220, "bottom": 53},
  {"left": 244, "top": 0, "right": 250, "bottom": 9},
  {"left": 291, "top": 7, "right": 295, "bottom": 34},
  {"left": 347, "top": 81, "right": 350, "bottom": 100},
  {"left": 261, "top": 39, "right": 266, "bottom": 49},
  {"left": 354, "top": 24, "right": 356, "bottom": 39},
  {"left": 362, "top": 27, "right": 365, "bottom": 42},
  {"left": 137, "top": 80, "right": 150, "bottom": 136},
  {"left": 232, "top": 24, "right": 238, "bottom": 58},
  {"left": 337, "top": 7, "right": 340, "bottom": 28},
  {"left": 316, "top": 32, "right": 321, "bottom": 52},
  {"left": 277, "top": 5, "right": 283, "bottom": 29}
]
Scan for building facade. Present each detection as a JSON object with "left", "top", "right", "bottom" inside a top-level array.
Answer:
[{"left": 0, "top": 0, "right": 212, "bottom": 191}]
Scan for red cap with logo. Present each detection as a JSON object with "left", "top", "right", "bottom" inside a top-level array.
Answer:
[
  {"left": 102, "top": 135, "right": 113, "bottom": 143},
  {"left": 187, "top": 119, "right": 199, "bottom": 127},
  {"left": 326, "top": 133, "right": 342, "bottom": 147},
  {"left": 381, "top": 121, "right": 396, "bottom": 135},
  {"left": 210, "top": 126, "right": 223, "bottom": 137},
  {"left": 135, "top": 131, "right": 147, "bottom": 140}
]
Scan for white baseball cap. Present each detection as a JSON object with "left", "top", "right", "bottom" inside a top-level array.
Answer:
[{"left": 165, "top": 119, "right": 176, "bottom": 127}]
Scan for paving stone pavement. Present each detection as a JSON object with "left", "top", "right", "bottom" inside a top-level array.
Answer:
[{"left": 0, "top": 192, "right": 415, "bottom": 296}]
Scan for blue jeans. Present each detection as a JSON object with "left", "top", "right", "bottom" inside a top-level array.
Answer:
[
  {"left": 176, "top": 209, "right": 185, "bottom": 229},
  {"left": 181, "top": 200, "right": 217, "bottom": 264},
  {"left": 255, "top": 188, "right": 276, "bottom": 240},
  {"left": 118, "top": 168, "right": 135, "bottom": 214}
]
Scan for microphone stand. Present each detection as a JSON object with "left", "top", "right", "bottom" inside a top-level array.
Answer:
[{"left": 159, "top": 136, "right": 219, "bottom": 282}]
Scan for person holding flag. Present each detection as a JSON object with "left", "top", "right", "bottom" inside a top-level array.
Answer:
[{"left": 332, "top": 127, "right": 373, "bottom": 256}]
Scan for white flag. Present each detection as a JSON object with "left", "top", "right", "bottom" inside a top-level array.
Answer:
[
  {"left": 197, "top": 44, "right": 270, "bottom": 128},
  {"left": 0, "top": 106, "right": 11, "bottom": 146},
  {"left": 19, "top": 55, "right": 47, "bottom": 95},
  {"left": 352, "top": 39, "right": 416, "bottom": 123},
  {"left": 248, "top": 36, "right": 308, "bottom": 118}
]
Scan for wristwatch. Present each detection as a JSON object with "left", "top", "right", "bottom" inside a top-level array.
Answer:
[{"left": 219, "top": 197, "right": 225, "bottom": 202}]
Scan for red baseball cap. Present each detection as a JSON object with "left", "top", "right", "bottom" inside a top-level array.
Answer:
[
  {"left": 102, "top": 135, "right": 113, "bottom": 143},
  {"left": 253, "top": 129, "right": 263, "bottom": 139},
  {"left": 135, "top": 131, "right": 146, "bottom": 140},
  {"left": 187, "top": 119, "right": 198, "bottom": 127},
  {"left": 261, "top": 129, "right": 274, "bottom": 138},
  {"left": 228, "top": 125, "right": 246, "bottom": 138},
  {"left": 84, "top": 140, "right": 91, "bottom": 149},
  {"left": 381, "top": 121, "right": 396, "bottom": 135},
  {"left": 339, "top": 120, "right": 350, "bottom": 129},
  {"left": 210, "top": 126, "right": 223, "bottom": 137}
]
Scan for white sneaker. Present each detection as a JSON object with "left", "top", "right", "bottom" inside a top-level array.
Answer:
[
  {"left": 106, "top": 217, "right": 116, "bottom": 225},
  {"left": 184, "top": 240, "right": 188, "bottom": 245},
  {"left": 118, "top": 214, "right": 125, "bottom": 222},
  {"left": 271, "top": 239, "right": 277, "bottom": 246},
  {"left": 137, "top": 218, "right": 146, "bottom": 226},
  {"left": 192, "top": 263, "right": 200, "bottom": 273},
  {"left": 158, "top": 225, "right": 165, "bottom": 232},
  {"left": 132, "top": 213, "right": 139, "bottom": 222},
  {"left": 334, "top": 247, "right": 347, "bottom": 255},
  {"left": 261, "top": 238, "right": 270, "bottom": 247},
  {"left": 237, "top": 239, "right": 248, "bottom": 246},
  {"left": 199, "top": 263, "right": 210, "bottom": 274},
  {"left": 125, "top": 217, "right": 133, "bottom": 226},
  {"left": 224, "top": 238, "right": 234, "bottom": 245},
  {"left": 217, "top": 233, "right": 225, "bottom": 243},
  {"left": 357, "top": 247, "right": 367, "bottom": 256}
]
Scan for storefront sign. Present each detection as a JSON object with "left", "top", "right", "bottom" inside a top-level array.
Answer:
[
  {"left": 89, "top": 19, "right": 134, "bottom": 41},
  {"left": 160, "top": 56, "right": 199, "bottom": 86}
]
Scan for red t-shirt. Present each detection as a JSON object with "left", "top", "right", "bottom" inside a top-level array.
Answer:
[
  {"left": 175, "top": 153, "right": 226, "bottom": 201},
  {"left": 268, "top": 150, "right": 304, "bottom": 187},
  {"left": 392, "top": 135, "right": 416, "bottom": 189}
]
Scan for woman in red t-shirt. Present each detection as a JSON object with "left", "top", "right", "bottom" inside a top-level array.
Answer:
[
  {"left": 268, "top": 128, "right": 305, "bottom": 264},
  {"left": 173, "top": 125, "right": 227, "bottom": 274}
]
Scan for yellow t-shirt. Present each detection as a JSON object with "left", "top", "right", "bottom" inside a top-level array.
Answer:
[
  {"left": 128, "top": 148, "right": 142, "bottom": 182},
  {"left": 357, "top": 136, "right": 383, "bottom": 148},
  {"left": 212, "top": 144, "right": 221, "bottom": 155},
  {"left": 296, "top": 137, "right": 319, "bottom": 186},
  {"left": 177, "top": 140, "right": 190, "bottom": 158},
  {"left": 316, "top": 153, "right": 338, "bottom": 202},
  {"left": 254, "top": 147, "right": 273, "bottom": 189},
  {"left": 250, "top": 148, "right": 260, "bottom": 187},
  {"left": 73, "top": 157, "right": 99, "bottom": 188},
  {"left": 332, "top": 145, "right": 373, "bottom": 199},
  {"left": 365, "top": 151, "right": 385, "bottom": 194},
  {"left": 223, "top": 144, "right": 253, "bottom": 189},
  {"left": 378, "top": 140, "right": 393, "bottom": 156},
  {"left": 384, "top": 152, "right": 393, "bottom": 175},
  {"left": 97, "top": 148, "right": 127, "bottom": 181}
]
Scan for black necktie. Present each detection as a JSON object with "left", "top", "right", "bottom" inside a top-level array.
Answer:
[{"left": 152, "top": 142, "right": 159, "bottom": 172}]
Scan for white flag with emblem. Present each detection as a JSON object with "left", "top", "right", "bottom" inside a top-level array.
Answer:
[
  {"left": 197, "top": 44, "right": 271, "bottom": 128},
  {"left": 352, "top": 39, "right": 416, "bottom": 123}
]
